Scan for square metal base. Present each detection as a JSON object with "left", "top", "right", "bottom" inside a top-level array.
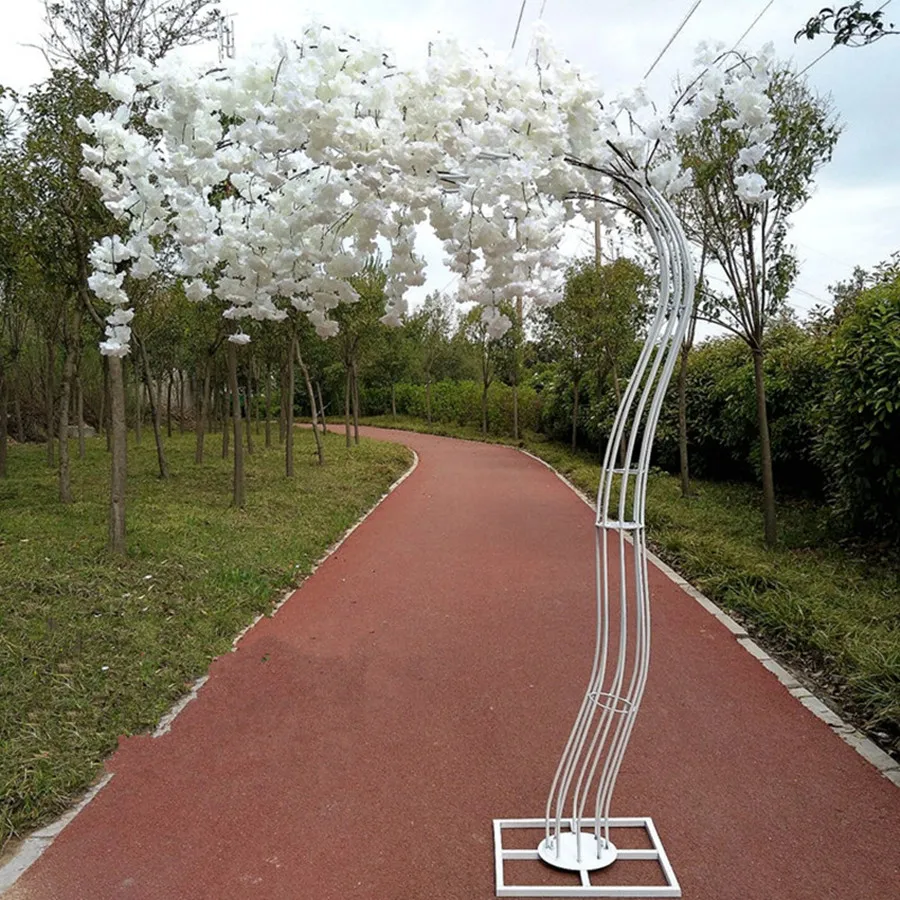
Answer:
[{"left": 493, "top": 817, "right": 681, "bottom": 898}]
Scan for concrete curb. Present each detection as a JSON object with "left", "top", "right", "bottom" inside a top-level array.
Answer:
[
  {"left": 517, "top": 447, "right": 900, "bottom": 790},
  {"left": 0, "top": 448, "right": 420, "bottom": 896}
]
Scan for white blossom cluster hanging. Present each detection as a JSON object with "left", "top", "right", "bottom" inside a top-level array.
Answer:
[{"left": 78, "top": 23, "right": 778, "bottom": 355}]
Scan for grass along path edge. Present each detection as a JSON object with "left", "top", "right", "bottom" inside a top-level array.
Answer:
[
  {"left": 0, "top": 430, "right": 414, "bottom": 856},
  {"left": 360, "top": 414, "right": 900, "bottom": 765}
]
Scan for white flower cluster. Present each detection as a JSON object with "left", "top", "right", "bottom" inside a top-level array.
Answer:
[{"left": 79, "top": 24, "right": 777, "bottom": 353}]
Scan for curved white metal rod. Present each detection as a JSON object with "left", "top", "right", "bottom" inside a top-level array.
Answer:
[{"left": 538, "top": 173, "right": 695, "bottom": 874}]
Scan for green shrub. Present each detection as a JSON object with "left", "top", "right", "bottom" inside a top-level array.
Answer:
[{"left": 817, "top": 276, "right": 900, "bottom": 538}]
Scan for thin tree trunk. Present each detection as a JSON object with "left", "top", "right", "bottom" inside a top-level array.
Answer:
[
  {"left": 279, "top": 365, "right": 288, "bottom": 444},
  {"left": 58, "top": 309, "right": 82, "bottom": 503},
  {"left": 227, "top": 341, "right": 245, "bottom": 508},
  {"left": 390, "top": 382, "right": 396, "bottom": 418},
  {"left": 178, "top": 370, "right": 185, "bottom": 433},
  {"left": 513, "top": 295, "right": 522, "bottom": 441},
  {"left": 285, "top": 338, "right": 295, "bottom": 477},
  {"left": 677, "top": 345, "right": 691, "bottom": 498},
  {"left": 222, "top": 385, "right": 230, "bottom": 459},
  {"left": 571, "top": 374, "right": 580, "bottom": 451},
  {"left": 14, "top": 387, "right": 24, "bottom": 443},
  {"left": 108, "top": 355, "right": 127, "bottom": 554},
  {"left": 133, "top": 359, "right": 142, "bottom": 446},
  {"left": 46, "top": 343, "right": 56, "bottom": 467},
  {"left": 753, "top": 348, "right": 777, "bottom": 546},
  {"left": 482, "top": 382, "right": 489, "bottom": 436},
  {"left": 265, "top": 366, "right": 272, "bottom": 448},
  {"left": 253, "top": 365, "right": 261, "bottom": 435},
  {"left": 195, "top": 363, "right": 210, "bottom": 464},
  {"left": 344, "top": 367, "right": 351, "bottom": 448},
  {"left": 244, "top": 369, "right": 253, "bottom": 454},
  {"left": 101, "top": 357, "right": 109, "bottom": 451},
  {"left": 351, "top": 360, "right": 360, "bottom": 445},
  {"left": 76, "top": 373, "right": 86, "bottom": 459},
  {"left": 166, "top": 373, "right": 173, "bottom": 437},
  {"left": 137, "top": 338, "right": 168, "bottom": 479},
  {"left": 0, "top": 370, "right": 8, "bottom": 478},
  {"left": 316, "top": 381, "right": 327, "bottom": 433},
  {"left": 426, "top": 378, "right": 432, "bottom": 425},
  {"left": 296, "top": 339, "right": 324, "bottom": 465}
]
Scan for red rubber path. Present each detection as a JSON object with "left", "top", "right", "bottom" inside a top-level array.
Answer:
[{"left": 8, "top": 427, "right": 900, "bottom": 899}]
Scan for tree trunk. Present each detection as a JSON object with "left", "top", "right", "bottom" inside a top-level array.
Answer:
[
  {"left": 265, "top": 366, "right": 272, "bottom": 448},
  {"left": 195, "top": 363, "right": 210, "bottom": 464},
  {"left": 133, "top": 359, "right": 142, "bottom": 446},
  {"left": 426, "top": 378, "right": 432, "bottom": 425},
  {"left": 108, "top": 355, "right": 127, "bottom": 554},
  {"left": 677, "top": 344, "right": 691, "bottom": 498},
  {"left": 344, "top": 367, "right": 351, "bottom": 448},
  {"left": 46, "top": 343, "right": 56, "bottom": 467},
  {"left": 166, "top": 372, "right": 173, "bottom": 437},
  {"left": 571, "top": 374, "right": 580, "bottom": 451},
  {"left": 512, "top": 382, "right": 519, "bottom": 441},
  {"left": 0, "top": 370, "right": 8, "bottom": 478},
  {"left": 178, "top": 370, "right": 185, "bottom": 433},
  {"left": 317, "top": 381, "right": 327, "bottom": 433},
  {"left": 244, "top": 370, "right": 253, "bottom": 455},
  {"left": 285, "top": 338, "right": 295, "bottom": 477},
  {"left": 513, "top": 295, "right": 522, "bottom": 441},
  {"left": 14, "top": 387, "right": 24, "bottom": 443},
  {"left": 101, "top": 357, "right": 110, "bottom": 451},
  {"left": 76, "top": 373, "right": 86, "bottom": 459},
  {"left": 137, "top": 337, "right": 169, "bottom": 479},
  {"left": 222, "top": 386, "right": 230, "bottom": 459},
  {"left": 481, "top": 381, "right": 489, "bottom": 436},
  {"left": 279, "top": 365, "right": 288, "bottom": 444},
  {"left": 390, "top": 382, "right": 396, "bottom": 418},
  {"left": 752, "top": 348, "right": 777, "bottom": 547},
  {"left": 296, "top": 339, "right": 324, "bottom": 466},
  {"left": 58, "top": 309, "right": 82, "bottom": 503},
  {"left": 227, "top": 341, "right": 245, "bottom": 508},
  {"left": 351, "top": 360, "right": 360, "bottom": 445}
]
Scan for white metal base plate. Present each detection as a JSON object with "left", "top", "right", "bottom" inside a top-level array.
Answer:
[
  {"left": 537, "top": 832, "right": 617, "bottom": 871},
  {"left": 493, "top": 817, "right": 681, "bottom": 898}
]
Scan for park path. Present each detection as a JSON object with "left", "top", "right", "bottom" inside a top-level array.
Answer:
[{"left": 6, "top": 427, "right": 900, "bottom": 900}]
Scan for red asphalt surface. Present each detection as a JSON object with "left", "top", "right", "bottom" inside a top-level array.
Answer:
[{"left": 8, "top": 427, "right": 900, "bottom": 900}]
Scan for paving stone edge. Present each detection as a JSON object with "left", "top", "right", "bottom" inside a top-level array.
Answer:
[
  {"left": 0, "top": 449, "right": 421, "bottom": 895},
  {"left": 518, "top": 448, "right": 900, "bottom": 790}
]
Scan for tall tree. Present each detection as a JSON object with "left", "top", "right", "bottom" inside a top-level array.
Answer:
[
  {"left": 43, "top": 0, "right": 221, "bottom": 76},
  {"left": 676, "top": 63, "right": 840, "bottom": 545}
]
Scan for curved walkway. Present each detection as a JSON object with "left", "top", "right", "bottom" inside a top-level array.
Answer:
[{"left": 6, "top": 427, "right": 900, "bottom": 899}]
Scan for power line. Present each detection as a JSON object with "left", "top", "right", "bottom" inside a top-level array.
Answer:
[
  {"left": 800, "top": 0, "right": 892, "bottom": 74},
  {"left": 731, "top": 0, "right": 777, "bottom": 50},
  {"left": 511, "top": 0, "right": 529, "bottom": 51},
  {"left": 644, "top": 0, "right": 705, "bottom": 79}
]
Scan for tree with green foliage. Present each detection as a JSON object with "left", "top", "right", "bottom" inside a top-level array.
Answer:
[
  {"left": 817, "top": 262, "right": 900, "bottom": 538},
  {"left": 676, "top": 63, "right": 840, "bottom": 546},
  {"left": 796, "top": 3, "right": 897, "bottom": 47},
  {"left": 536, "top": 257, "right": 648, "bottom": 451},
  {"left": 42, "top": 0, "right": 222, "bottom": 76}
]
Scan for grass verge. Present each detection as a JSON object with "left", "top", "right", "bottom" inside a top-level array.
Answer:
[
  {"left": 0, "top": 429, "right": 411, "bottom": 852},
  {"left": 362, "top": 414, "right": 900, "bottom": 760}
]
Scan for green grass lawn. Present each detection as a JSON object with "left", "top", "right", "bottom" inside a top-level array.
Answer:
[
  {"left": 362, "top": 414, "right": 900, "bottom": 758},
  {"left": 0, "top": 429, "right": 411, "bottom": 852}
]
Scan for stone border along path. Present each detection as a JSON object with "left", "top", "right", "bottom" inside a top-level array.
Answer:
[
  {"left": 0, "top": 448, "right": 421, "bottom": 895},
  {"left": 519, "top": 448, "right": 900, "bottom": 789},
  {"left": 2, "top": 427, "right": 898, "bottom": 900}
]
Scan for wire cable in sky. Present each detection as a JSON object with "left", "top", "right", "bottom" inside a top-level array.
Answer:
[
  {"left": 644, "top": 0, "right": 705, "bottom": 79},
  {"left": 511, "top": 0, "right": 529, "bottom": 50},
  {"left": 730, "top": 0, "right": 778, "bottom": 50},
  {"left": 799, "top": 0, "right": 892, "bottom": 74}
]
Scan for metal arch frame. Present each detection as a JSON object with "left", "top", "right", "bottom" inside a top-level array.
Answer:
[{"left": 494, "top": 172, "right": 694, "bottom": 898}]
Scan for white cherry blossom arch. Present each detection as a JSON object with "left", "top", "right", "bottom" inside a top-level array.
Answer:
[{"left": 79, "top": 27, "right": 776, "bottom": 897}]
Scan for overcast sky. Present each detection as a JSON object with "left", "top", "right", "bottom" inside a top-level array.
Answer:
[{"left": 2, "top": 0, "right": 898, "bottom": 320}]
